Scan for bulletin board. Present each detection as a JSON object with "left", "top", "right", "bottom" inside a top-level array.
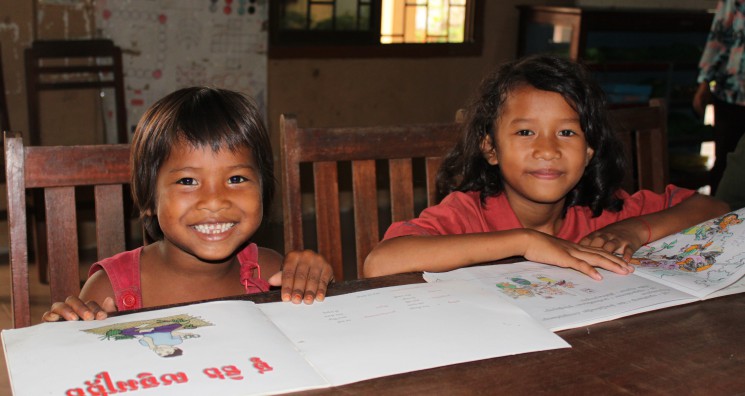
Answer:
[{"left": 94, "top": 0, "right": 267, "bottom": 141}]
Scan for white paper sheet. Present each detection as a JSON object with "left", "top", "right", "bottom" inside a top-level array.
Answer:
[
  {"left": 3, "top": 281, "right": 568, "bottom": 395},
  {"left": 259, "top": 281, "right": 570, "bottom": 385}
]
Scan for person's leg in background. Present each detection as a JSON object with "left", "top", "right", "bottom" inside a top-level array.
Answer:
[
  {"left": 715, "top": 132, "right": 745, "bottom": 210},
  {"left": 711, "top": 100, "right": 745, "bottom": 193}
]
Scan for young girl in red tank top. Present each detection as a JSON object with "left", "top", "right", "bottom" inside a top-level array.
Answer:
[
  {"left": 364, "top": 55, "right": 730, "bottom": 280},
  {"left": 44, "top": 87, "right": 333, "bottom": 322}
]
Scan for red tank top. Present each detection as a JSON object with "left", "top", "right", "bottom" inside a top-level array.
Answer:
[{"left": 88, "top": 243, "right": 271, "bottom": 311}]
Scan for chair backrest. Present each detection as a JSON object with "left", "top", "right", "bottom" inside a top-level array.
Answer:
[
  {"left": 4, "top": 132, "right": 131, "bottom": 328},
  {"left": 280, "top": 115, "right": 461, "bottom": 281},
  {"left": 24, "top": 39, "right": 128, "bottom": 146},
  {"left": 608, "top": 98, "right": 669, "bottom": 193}
]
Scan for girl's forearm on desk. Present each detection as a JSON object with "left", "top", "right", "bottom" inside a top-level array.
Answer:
[
  {"left": 362, "top": 229, "right": 529, "bottom": 277},
  {"left": 642, "top": 194, "right": 730, "bottom": 242}
]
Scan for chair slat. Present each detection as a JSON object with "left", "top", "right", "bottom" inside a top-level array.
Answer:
[
  {"left": 425, "top": 157, "right": 443, "bottom": 207},
  {"left": 389, "top": 158, "right": 414, "bottom": 223},
  {"left": 44, "top": 186, "right": 82, "bottom": 303},
  {"left": 352, "top": 160, "right": 380, "bottom": 278},
  {"left": 23, "top": 144, "right": 130, "bottom": 188},
  {"left": 281, "top": 116, "right": 304, "bottom": 255},
  {"left": 291, "top": 124, "right": 457, "bottom": 162},
  {"left": 314, "top": 161, "right": 343, "bottom": 280},
  {"left": 5, "top": 133, "right": 31, "bottom": 328},
  {"left": 95, "top": 184, "right": 126, "bottom": 260}
]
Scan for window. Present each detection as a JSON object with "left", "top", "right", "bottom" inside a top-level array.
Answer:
[
  {"left": 380, "top": 0, "right": 468, "bottom": 44},
  {"left": 269, "top": 0, "right": 483, "bottom": 58}
]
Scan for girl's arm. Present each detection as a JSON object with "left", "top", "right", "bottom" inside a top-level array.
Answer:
[
  {"left": 363, "top": 228, "right": 633, "bottom": 280},
  {"left": 41, "top": 271, "right": 117, "bottom": 322},
  {"left": 581, "top": 194, "right": 731, "bottom": 260}
]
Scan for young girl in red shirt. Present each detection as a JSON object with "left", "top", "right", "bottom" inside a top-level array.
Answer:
[
  {"left": 44, "top": 87, "right": 333, "bottom": 322},
  {"left": 364, "top": 55, "right": 729, "bottom": 280}
]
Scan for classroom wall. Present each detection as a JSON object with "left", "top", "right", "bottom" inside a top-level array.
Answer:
[
  {"left": 1, "top": 1, "right": 102, "bottom": 147},
  {"left": 3, "top": 0, "right": 719, "bottom": 157}
]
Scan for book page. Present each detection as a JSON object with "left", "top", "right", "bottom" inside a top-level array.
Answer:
[
  {"left": 631, "top": 208, "right": 745, "bottom": 298},
  {"left": 258, "top": 280, "right": 569, "bottom": 386},
  {"left": 703, "top": 274, "right": 745, "bottom": 299},
  {"left": 2, "top": 301, "right": 327, "bottom": 396},
  {"left": 424, "top": 262, "right": 698, "bottom": 331}
]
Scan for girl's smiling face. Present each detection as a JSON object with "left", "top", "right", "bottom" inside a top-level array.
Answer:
[
  {"left": 482, "top": 84, "right": 594, "bottom": 209},
  {"left": 152, "top": 139, "right": 263, "bottom": 264}
]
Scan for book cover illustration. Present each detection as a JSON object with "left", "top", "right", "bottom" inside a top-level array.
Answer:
[
  {"left": 631, "top": 209, "right": 745, "bottom": 294},
  {"left": 82, "top": 314, "right": 214, "bottom": 359}
]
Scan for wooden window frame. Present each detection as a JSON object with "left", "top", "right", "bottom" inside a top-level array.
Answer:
[{"left": 269, "top": 0, "right": 484, "bottom": 59}]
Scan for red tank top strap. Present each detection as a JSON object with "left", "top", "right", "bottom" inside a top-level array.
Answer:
[
  {"left": 88, "top": 247, "right": 144, "bottom": 311},
  {"left": 237, "top": 243, "right": 271, "bottom": 294}
]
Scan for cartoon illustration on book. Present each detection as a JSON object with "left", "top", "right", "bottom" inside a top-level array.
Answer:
[
  {"left": 631, "top": 240, "right": 723, "bottom": 273},
  {"left": 83, "top": 314, "right": 213, "bottom": 358},
  {"left": 681, "top": 212, "right": 743, "bottom": 241},
  {"left": 632, "top": 211, "right": 745, "bottom": 287},
  {"left": 495, "top": 275, "right": 579, "bottom": 299}
]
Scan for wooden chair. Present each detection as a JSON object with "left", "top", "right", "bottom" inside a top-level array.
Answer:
[
  {"left": 24, "top": 39, "right": 128, "bottom": 146},
  {"left": 4, "top": 132, "right": 131, "bottom": 328},
  {"left": 608, "top": 98, "right": 669, "bottom": 193},
  {"left": 280, "top": 115, "right": 461, "bottom": 281},
  {"left": 24, "top": 39, "right": 129, "bottom": 283}
]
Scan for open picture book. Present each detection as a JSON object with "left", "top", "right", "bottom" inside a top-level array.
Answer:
[
  {"left": 2, "top": 281, "right": 568, "bottom": 396},
  {"left": 425, "top": 207, "right": 745, "bottom": 331}
]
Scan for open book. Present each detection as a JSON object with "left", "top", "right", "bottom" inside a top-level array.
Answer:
[
  {"left": 425, "top": 207, "right": 745, "bottom": 331},
  {"left": 2, "top": 281, "right": 568, "bottom": 396}
]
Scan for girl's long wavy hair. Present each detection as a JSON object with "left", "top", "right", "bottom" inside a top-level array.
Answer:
[
  {"left": 130, "top": 87, "right": 275, "bottom": 241},
  {"left": 437, "top": 54, "right": 626, "bottom": 216}
]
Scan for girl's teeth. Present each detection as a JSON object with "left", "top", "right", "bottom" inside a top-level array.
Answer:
[{"left": 193, "top": 223, "right": 235, "bottom": 234}]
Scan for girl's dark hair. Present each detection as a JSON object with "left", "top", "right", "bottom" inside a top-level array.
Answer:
[
  {"left": 437, "top": 54, "right": 626, "bottom": 216},
  {"left": 130, "top": 86, "right": 275, "bottom": 241}
]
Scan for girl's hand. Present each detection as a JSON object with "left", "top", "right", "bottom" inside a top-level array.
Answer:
[
  {"left": 268, "top": 250, "right": 334, "bottom": 304},
  {"left": 523, "top": 231, "right": 634, "bottom": 280},
  {"left": 41, "top": 296, "right": 117, "bottom": 322},
  {"left": 579, "top": 219, "right": 648, "bottom": 262}
]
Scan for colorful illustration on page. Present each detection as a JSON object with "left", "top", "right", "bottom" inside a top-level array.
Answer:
[
  {"left": 495, "top": 274, "right": 584, "bottom": 299},
  {"left": 83, "top": 314, "right": 213, "bottom": 358},
  {"left": 632, "top": 210, "right": 745, "bottom": 285}
]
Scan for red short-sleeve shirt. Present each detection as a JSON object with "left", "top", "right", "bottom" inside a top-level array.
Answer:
[{"left": 384, "top": 185, "right": 696, "bottom": 243}]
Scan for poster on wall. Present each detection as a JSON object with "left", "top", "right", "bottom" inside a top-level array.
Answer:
[{"left": 94, "top": 0, "right": 267, "bottom": 142}]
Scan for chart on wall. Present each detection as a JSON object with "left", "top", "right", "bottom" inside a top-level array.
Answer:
[{"left": 94, "top": 0, "right": 267, "bottom": 142}]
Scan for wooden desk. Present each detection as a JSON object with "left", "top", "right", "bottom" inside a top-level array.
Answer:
[{"left": 231, "top": 272, "right": 745, "bottom": 395}]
